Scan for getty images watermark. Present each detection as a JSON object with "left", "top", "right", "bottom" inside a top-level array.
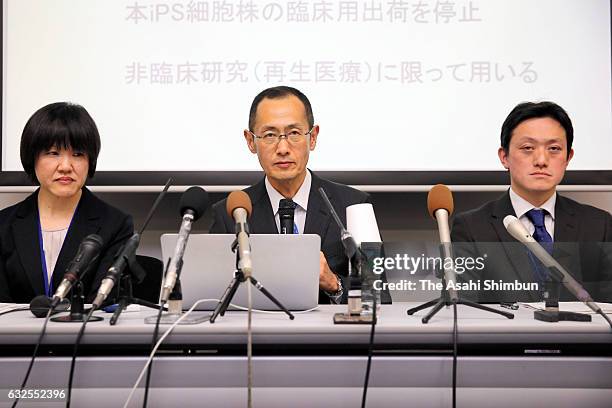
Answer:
[{"left": 371, "top": 253, "right": 539, "bottom": 292}]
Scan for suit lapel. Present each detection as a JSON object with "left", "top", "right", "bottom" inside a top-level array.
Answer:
[
  {"left": 12, "top": 192, "right": 45, "bottom": 295},
  {"left": 246, "top": 179, "right": 278, "bottom": 234},
  {"left": 552, "top": 194, "right": 582, "bottom": 281},
  {"left": 553, "top": 194, "right": 578, "bottom": 242},
  {"left": 304, "top": 173, "right": 332, "bottom": 238},
  {"left": 490, "top": 191, "right": 540, "bottom": 300},
  {"left": 51, "top": 188, "right": 102, "bottom": 291}
]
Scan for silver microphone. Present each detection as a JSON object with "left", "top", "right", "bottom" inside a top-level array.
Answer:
[
  {"left": 503, "top": 215, "right": 600, "bottom": 313},
  {"left": 160, "top": 187, "right": 210, "bottom": 303},
  {"left": 233, "top": 207, "right": 253, "bottom": 276},
  {"left": 226, "top": 191, "right": 253, "bottom": 277},
  {"left": 427, "top": 184, "right": 458, "bottom": 302}
]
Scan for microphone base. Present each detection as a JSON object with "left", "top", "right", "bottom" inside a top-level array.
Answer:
[
  {"left": 144, "top": 312, "right": 210, "bottom": 325},
  {"left": 210, "top": 263, "right": 294, "bottom": 323},
  {"left": 109, "top": 272, "right": 166, "bottom": 325},
  {"left": 534, "top": 310, "right": 592, "bottom": 323},
  {"left": 51, "top": 312, "right": 103, "bottom": 323},
  {"left": 407, "top": 295, "right": 515, "bottom": 324},
  {"left": 333, "top": 312, "right": 373, "bottom": 324},
  {"left": 51, "top": 280, "right": 104, "bottom": 323}
]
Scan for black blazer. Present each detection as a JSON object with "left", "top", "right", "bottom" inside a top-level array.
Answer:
[
  {"left": 0, "top": 187, "right": 134, "bottom": 303},
  {"left": 209, "top": 171, "right": 391, "bottom": 304},
  {"left": 451, "top": 191, "right": 612, "bottom": 303}
]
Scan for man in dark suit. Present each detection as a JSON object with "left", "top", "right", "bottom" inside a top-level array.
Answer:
[
  {"left": 210, "top": 86, "right": 389, "bottom": 304},
  {"left": 451, "top": 101, "right": 612, "bottom": 303},
  {"left": 0, "top": 187, "right": 133, "bottom": 304}
]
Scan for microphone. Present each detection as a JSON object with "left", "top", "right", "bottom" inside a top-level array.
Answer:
[
  {"left": 92, "top": 233, "right": 140, "bottom": 309},
  {"left": 160, "top": 186, "right": 210, "bottom": 303},
  {"left": 318, "top": 187, "right": 360, "bottom": 261},
  {"left": 279, "top": 199, "right": 296, "bottom": 234},
  {"left": 427, "top": 184, "right": 458, "bottom": 302},
  {"left": 29, "top": 296, "right": 70, "bottom": 318},
  {"left": 51, "top": 234, "right": 104, "bottom": 308},
  {"left": 91, "top": 179, "right": 173, "bottom": 309},
  {"left": 503, "top": 215, "right": 602, "bottom": 313},
  {"left": 226, "top": 191, "right": 253, "bottom": 276}
]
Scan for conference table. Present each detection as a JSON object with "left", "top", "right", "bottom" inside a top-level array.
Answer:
[{"left": 0, "top": 302, "right": 611, "bottom": 408}]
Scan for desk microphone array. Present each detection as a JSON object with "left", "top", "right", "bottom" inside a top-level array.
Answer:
[{"left": 12, "top": 183, "right": 612, "bottom": 408}]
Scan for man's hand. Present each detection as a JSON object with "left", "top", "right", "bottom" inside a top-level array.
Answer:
[{"left": 319, "top": 252, "right": 339, "bottom": 292}]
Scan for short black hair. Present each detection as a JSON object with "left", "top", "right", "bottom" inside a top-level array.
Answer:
[
  {"left": 248, "top": 86, "right": 314, "bottom": 131},
  {"left": 500, "top": 101, "right": 573, "bottom": 158},
  {"left": 20, "top": 102, "right": 101, "bottom": 183}
]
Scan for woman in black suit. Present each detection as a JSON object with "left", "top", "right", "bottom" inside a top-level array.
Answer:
[{"left": 0, "top": 102, "right": 133, "bottom": 303}]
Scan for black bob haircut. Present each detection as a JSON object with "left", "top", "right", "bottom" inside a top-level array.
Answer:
[
  {"left": 500, "top": 101, "right": 574, "bottom": 158},
  {"left": 248, "top": 86, "right": 314, "bottom": 131},
  {"left": 20, "top": 102, "right": 101, "bottom": 183}
]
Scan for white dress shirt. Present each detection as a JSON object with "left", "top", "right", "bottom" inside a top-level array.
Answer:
[
  {"left": 509, "top": 188, "right": 556, "bottom": 240},
  {"left": 265, "top": 170, "right": 311, "bottom": 234}
]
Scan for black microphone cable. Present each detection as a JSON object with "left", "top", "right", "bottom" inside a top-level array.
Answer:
[
  {"left": 142, "top": 301, "right": 165, "bottom": 408},
  {"left": 360, "top": 287, "right": 378, "bottom": 408},
  {"left": 65, "top": 178, "right": 171, "bottom": 407},
  {"left": 65, "top": 306, "right": 98, "bottom": 408},
  {"left": 11, "top": 307, "right": 53, "bottom": 408},
  {"left": 0, "top": 306, "right": 29, "bottom": 317},
  {"left": 143, "top": 258, "right": 171, "bottom": 408},
  {"left": 13, "top": 233, "right": 102, "bottom": 407},
  {"left": 144, "top": 186, "right": 208, "bottom": 407}
]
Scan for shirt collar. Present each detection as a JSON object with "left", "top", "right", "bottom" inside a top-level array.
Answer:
[
  {"left": 509, "top": 187, "right": 556, "bottom": 221},
  {"left": 265, "top": 170, "right": 311, "bottom": 214}
]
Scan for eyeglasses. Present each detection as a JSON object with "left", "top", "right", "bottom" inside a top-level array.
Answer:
[{"left": 249, "top": 127, "right": 314, "bottom": 145}]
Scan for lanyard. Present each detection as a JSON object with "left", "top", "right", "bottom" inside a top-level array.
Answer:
[{"left": 37, "top": 204, "right": 79, "bottom": 297}]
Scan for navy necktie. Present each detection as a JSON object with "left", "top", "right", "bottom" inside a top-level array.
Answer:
[
  {"left": 525, "top": 208, "right": 553, "bottom": 287},
  {"left": 525, "top": 209, "right": 553, "bottom": 253}
]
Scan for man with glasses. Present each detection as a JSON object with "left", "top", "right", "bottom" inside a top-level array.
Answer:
[{"left": 209, "top": 86, "right": 373, "bottom": 304}]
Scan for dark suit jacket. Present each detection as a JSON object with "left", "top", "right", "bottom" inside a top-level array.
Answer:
[
  {"left": 451, "top": 191, "right": 612, "bottom": 303},
  {"left": 0, "top": 187, "right": 134, "bottom": 303},
  {"left": 209, "top": 171, "right": 391, "bottom": 304}
]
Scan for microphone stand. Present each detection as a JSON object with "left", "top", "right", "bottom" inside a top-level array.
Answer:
[
  {"left": 110, "top": 256, "right": 166, "bottom": 325},
  {"left": 407, "top": 243, "right": 515, "bottom": 323},
  {"left": 210, "top": 238, "right": 295, "bottom": 323},
  {"left": 534, "top": 266, "right": 591, "bottom": 323},
  {"left": 144, "top": 259, "right": 209, "bottom": 325},
  {"left": 51, "top": 281, "right": 103, "bottom": 323},
  {"left": 332, "top": 248, "right": 375, "bottom": 324}
]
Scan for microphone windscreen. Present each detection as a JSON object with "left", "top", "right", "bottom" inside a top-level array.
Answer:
[
  {"left": 83, "top": 233, "right": 104, "bottom": 248},
  {"left": 427, "top": 184, "right": 454, "bottom": 218},
  {"left": 278, "top": 198, "right": 296, "bottom": 216},
  {"left": 503, "top": 215, "right": 519, "bottom": 230},
  {"left": 226, "top": 191, "right": 252, "bottom": 219},
  {"left": 503, "top": 215, "right": 530, "bottom": 242},
  {"left": 180, "top": 186, "right": 210, "bottom": 220}
]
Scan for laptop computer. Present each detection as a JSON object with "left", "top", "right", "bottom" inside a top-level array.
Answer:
[{"left": 160, "top": 234, "right": 321, "bottom": 311}]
